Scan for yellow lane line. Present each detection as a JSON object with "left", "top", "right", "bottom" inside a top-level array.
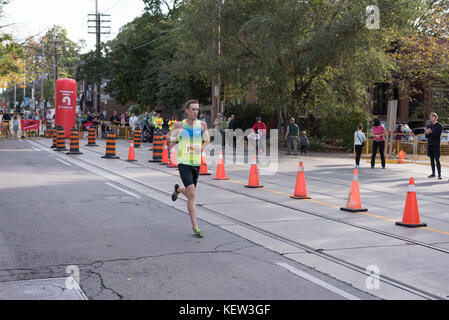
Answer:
[
  {"left": 228, "top": 178, "right": 448, "bottom": 237},
  {"left": 422, "top": 227, "right": 449, "bottom": 236}
]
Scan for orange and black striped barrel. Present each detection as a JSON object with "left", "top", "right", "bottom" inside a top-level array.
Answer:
[
  {"left": 101, "top": 132, "right": 120, "bottom": 159},
  {"left": 149, "top": 130, "right": 164, "bottom": 162},
  {"left": 66, "top": 128, "right": 83, "bottom": 155},
  {"left": 54, "top": 126, "right": 68, "bottom": 151},
  {"left": 51, "top": 128, "right": 57, "bottom": 148},
  {"left": 134, "top": 129, "right": 142, "bottom": 148},
  {"left": 85, "top": 127, "right": 98, "bottom": 146}
]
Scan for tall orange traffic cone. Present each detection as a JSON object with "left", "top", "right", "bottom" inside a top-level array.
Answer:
[
  {"left": 168, "top": 145, "right": 178, "bottom": 168},
  {"left": 398, "top": 150, "right": 405, "bottom": 164},
  {"left": 199, "top": 151, "right": 211, "bottom": 175},
  {"left": 160, "top": 141, "right": 169, "bottom": 165},
  {"left": 340, "top": 168, "right": 367, "bottom": 212},
  {"left": 245, "top": 156, "right": 263, "bottom": 188},
  {"left": 395, "top": 177, "right": 427, "bottom": 227},
  {"left": 213, "top": 151, "right": 229, "bottom": 180},
  {"left": 126, "top": 139, "right": 137, "bottom": 162},
  {"left": 290, "top": 161, "right": 311, "bottom": 199}
]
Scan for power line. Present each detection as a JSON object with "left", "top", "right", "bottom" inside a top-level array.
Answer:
[{"left": 103, "top": 0, "right": 123, "bottom": 13}]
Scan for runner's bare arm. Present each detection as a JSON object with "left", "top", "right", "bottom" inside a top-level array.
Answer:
[
  {"left": 201, "top": 122, "right": 210, "bottom": 151},
  {"left": 167, "top": 121, "right": 183, "bottom": 145}
]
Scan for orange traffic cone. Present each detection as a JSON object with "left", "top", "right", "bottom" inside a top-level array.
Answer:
[
  {"left": 398, "top": 150, "right": 405, "bottom": 164},
  {"left": 395, "top": 177, "right": 427, "bottom": 227},
  {"left": 245, "top": 156, "right": 263, "bottom": 188},
  {"left": 213, "top": 151, "right": 229, "bottom": 180},
  {"left": 168, "top": 145, "right": 178, "bottom": 168},
  {"left": 199, "top": 151, "right": 211, "bottom": 175},
  {"left": 126, "top": 139, "right": 137, "bottom": 162},
  {"left": 290, "top": 161, "right": 311, "bottom": 199},
  {"left": 340, "top": 168, "right": 367, "bottom": 212},
  {"left": 160, "top": 141, "right": 169, "bottom": 165}
]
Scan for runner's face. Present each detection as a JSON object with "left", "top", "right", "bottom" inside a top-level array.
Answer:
[
  {"left": 430, "top": 115, "right": 436, "bottom": 122},
  {"left": 186, "top": 104, "right": 199, "bottom": 120}
]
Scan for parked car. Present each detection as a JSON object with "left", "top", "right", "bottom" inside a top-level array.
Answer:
[
  {"left": 412, "top": 125, "right": 449, "bottom": 143},
  {"left": 370, "top": 121, "right": 414, "bottom": 141},
  {"left": 412, "top": 127, "right": 427, "bottom": 141}
]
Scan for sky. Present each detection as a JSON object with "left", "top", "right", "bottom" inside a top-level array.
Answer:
[{"left": 1, "top": 0, "right": 146, "bottom": 52}]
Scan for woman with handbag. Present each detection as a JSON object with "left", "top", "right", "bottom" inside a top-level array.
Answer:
[{"left": 354, "top": 123, "right": 367, "bottom": 168}]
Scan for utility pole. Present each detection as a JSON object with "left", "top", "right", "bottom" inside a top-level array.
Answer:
[
  {"left": 88, "top": 0, "right": 111, "bottom": 113},
  {"left": 47, "top": 27, "right": 64, "bottom": 109},
  {"left": 40, "top": 41, "right": 45, "bottom": 109},
  {"left": 212, "top": 0, "right": 224, "bottom": 120}
]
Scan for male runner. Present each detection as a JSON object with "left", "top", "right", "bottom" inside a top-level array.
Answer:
[
  {"left": 167, "top": 100, "right": 209, "bottom": 238},
  {"left": 425, "top": 112, "right": 443, "bottom": 179}
]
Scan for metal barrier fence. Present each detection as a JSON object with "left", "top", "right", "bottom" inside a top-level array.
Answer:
[
  {"left": 1, "top": 120, "right": 141, "bottom": 140},
  {"left": 1, "top": 121, "right": 43, "bottom": 139},
  {"left": 76, "top": 122, "right": 133, "bottom": 140},
  {"left": 357, "top": 132, "right": 449, "bottom": 163}
]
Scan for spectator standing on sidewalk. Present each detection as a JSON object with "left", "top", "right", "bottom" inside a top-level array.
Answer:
[
  {"left": 354, "top": 123, "right": 367, "bottom": 168},
  {"left": 370, "top": 118, "right": 387, "bottom": 169},
  {"left": 249, "top": 117, "right": 267, "bottom": 154},
  {"left": 285, "top": 117, "right": 299, "bottom": 155},
  {"left": 300, "top": 131, "right": 309, "bottom": 155},
  {"left": 129, "top": 113, "right": 139, "bottom": 131},
  {"left": 12, "top": 115, "right": 20, "bottom": 138},
  {"left": 214, "top": 113, "right": 222, "bottom": 132},
  {"left": 425, "top": 112, "right": 443, "bottom": 179}
]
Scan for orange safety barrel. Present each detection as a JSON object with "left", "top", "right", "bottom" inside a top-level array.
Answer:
[
  {"left": 85, "top": 126, "right": 98, "bottom": 146},
  {"left": 54, "top": 126, "right": 68, "bottom": 152},
  {"left": 51, "top": 127, "right": 57, "bottom": 148},
  {"left": 134, "top": 129, "right": 142, "bottom": 148},
  {"left": 101, "top": 132, "right": 120, "bottom": 159},
  {"left": 149, "top": 130, "right": 164, "bottom": 162},
  {"left": 66, "top": 127, "right": 83, "bottom": 155}
]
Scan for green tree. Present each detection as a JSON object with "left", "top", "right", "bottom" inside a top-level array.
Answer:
[
  {"left": 171, "top": 0, "right": 422, "bottom": 136},
  {"left": 78, "top": 5, "right": 209, "bottom": 114}
]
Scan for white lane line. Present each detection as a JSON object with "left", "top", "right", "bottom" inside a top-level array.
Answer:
[
  {"left": 31, "top": 146, "right": 42, "bottom": 151},
  {"left": 276, "top": 262, "right": 361, "bottom": 300},
  {"left": 105, "top": 182, "right": 142, "bottom": 199},
  {"left": 55, "top": 158, "right": 72, "bottom": 166}
]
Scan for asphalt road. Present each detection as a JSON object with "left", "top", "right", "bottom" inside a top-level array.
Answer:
[{"left": 0, "top": 139, "right": 376, "bottom": 300}]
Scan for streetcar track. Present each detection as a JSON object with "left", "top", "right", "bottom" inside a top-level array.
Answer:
[
  {"left": 41, "top": 138, "right": 449, "bottom": 241},
  {"left": 31, "top": 139, "right": 448, "bottom": 300},
  {"left": 85, "top": 139, "right": 449, "bottom": 226}
]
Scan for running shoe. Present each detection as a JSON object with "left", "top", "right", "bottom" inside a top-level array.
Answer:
[
  {"left": 193, "top": 226, "right": 204, "bottom": 238},
  {"left": 172, "top": 184, "right": 180, "bottom": 201}
]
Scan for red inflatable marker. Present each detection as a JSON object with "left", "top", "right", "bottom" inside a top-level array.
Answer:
[{"left": 55, "top": 78, "right": 77, "bottom": 138}]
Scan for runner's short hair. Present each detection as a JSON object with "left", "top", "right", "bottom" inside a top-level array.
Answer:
[
  {"left": 185, "top": 100, "right": 199, "bottom": 110},
  {"left": 358, "top": 123, "right": 363, "bottom": 130},
  {"left": 430, "top": 112, "right": 438, "bottom": 120}
]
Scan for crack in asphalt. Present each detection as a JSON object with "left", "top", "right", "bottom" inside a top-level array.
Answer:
[{"left": 0, "top": 244, "right": 272, "bottom": 299}]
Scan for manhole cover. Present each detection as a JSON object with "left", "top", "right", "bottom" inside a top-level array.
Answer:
[{"left": 0, "top": 278, "right": 88, "bottom": 300}]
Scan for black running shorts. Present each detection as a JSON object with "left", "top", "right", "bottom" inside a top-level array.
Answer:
[{"left": 178, "top": 164, "right": 200, "bottom": 188}]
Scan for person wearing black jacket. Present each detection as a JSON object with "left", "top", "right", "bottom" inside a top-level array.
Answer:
[
  {"left": 425, "top": 112, "right": 443, "bottom": 179},
  {"left": 228, "top": 114, "right": 238, "bottom": 150},
  {"left": 109, "top": 110, "right": 120, "bottom": 136}
]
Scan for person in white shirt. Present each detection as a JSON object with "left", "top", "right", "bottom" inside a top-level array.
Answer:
[
  {"left": 354, "top": 123, "right": 367, "bottom": 168},
  {"left": 129, "top": 113, "right": 139, "bottom": 130}
]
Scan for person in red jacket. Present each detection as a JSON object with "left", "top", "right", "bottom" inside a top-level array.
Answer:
[{"left": 249, "top": 116, "right": 267, "bottom": 154}]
